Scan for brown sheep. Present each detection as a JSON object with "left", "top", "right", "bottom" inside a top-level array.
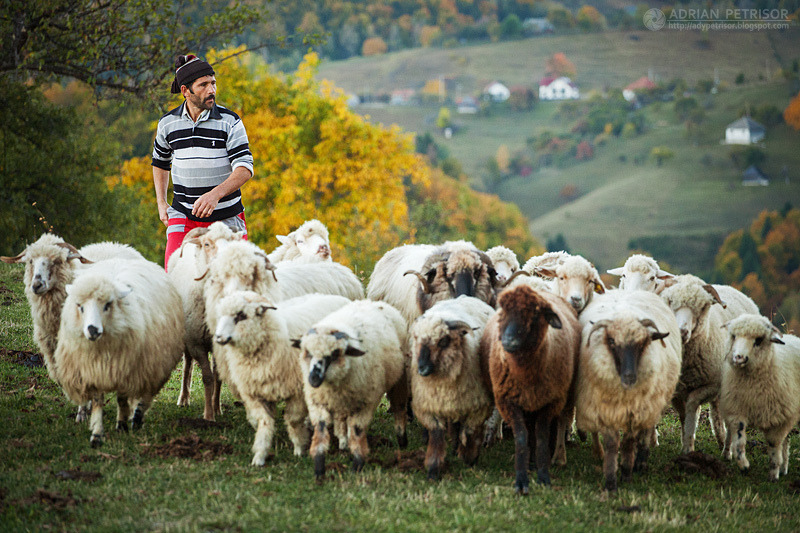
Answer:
[{"left": 480, "top": 284, "right": 580, "bottom": 494}]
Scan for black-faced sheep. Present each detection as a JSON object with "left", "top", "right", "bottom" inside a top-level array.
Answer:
[
  {"left": 606, "top": 254, "right": 674, "bottom": 294},
  {"left": 366, "top": 243, "right": 438, "bottom": 324},
  {"left": 409, "top": 296, "right": 496, "bottom": 480},
  {"left": 576, "top": 290, "right": 681, "bottom": 492},
  {"left": 267, "top": 219, "right": 332, "bottom": 263},
  {"left": 213, "top": 291, "right": 351, "bottom": 465},
  {"left": 54, "top": 258, "right": 184, "bottom": 447},
  {"left": 297, "top": 300, "right": 409, "bottom": 480},
  {"left": 167, "top": 222, "right": 244, "bottom": 420},
  {"left": 480, "top": 284, "right": 580, "bottom": 494},
  {"left": 719, "top": 314, "right": 800, "bottom": 480},
  {"left": 660, "top": 275, "right": 759, "bottom": 453}
]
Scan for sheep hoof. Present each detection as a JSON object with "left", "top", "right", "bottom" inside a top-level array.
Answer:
[
  {"left": 131, "top": 408, "right": 144, "bottom": 431},
  {"left": 427, "top": 464, "right": 441, "bottom": 481},
  {"left": 352, "top": 455, "right": 365, "bottom": 473},
  {"left": 116, "top": 421, "right": 129, "bottom": 433},
  {"left": 314, "top": 453, "right": 326, "bottom": 480},
  {"left": 514, "top": 483, "right": 529, "bottom": 496},
  {"left": 397, "top": 432, "right": 408, "bottom": 449},
  {"left": 537, "top": 471, "right": 551, "bottom": 486},
  {"left": 90, "top": 434, "right": 103, "bottom": 448},
  {"left": 514, "top": 474, "right": 530, "bottom": 495}
]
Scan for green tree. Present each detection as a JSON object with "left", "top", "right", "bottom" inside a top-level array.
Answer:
[
  {"left": 436, "top": 106, "right": 452, "bottom": 129},
  {"left": 1, "top": 0, "right": 263, "bottom": 97}
]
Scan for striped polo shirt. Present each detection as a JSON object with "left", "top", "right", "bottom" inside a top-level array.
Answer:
[{"left": 152, "top": 102, "right": 254, "bottom": 222}]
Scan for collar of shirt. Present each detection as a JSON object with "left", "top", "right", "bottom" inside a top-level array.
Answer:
[{"left": 179, "top": 102, "right": 221, "bottom": 124}]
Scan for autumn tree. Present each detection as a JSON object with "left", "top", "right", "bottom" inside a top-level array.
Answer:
[
  {"left": 576, "top": 6, "right": 607, "bottom": 31},
  {"left": 545, "top": 53, "right": 577, "bottom": 79},
  {"left": 784, "top": 92, "right": 800, "bottom": 130},
  {"left": 362, "top": 37, "right": 388, "bottom": 56}
]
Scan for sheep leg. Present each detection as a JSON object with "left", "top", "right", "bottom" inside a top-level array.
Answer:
[
  {"left": 449, "top": 421, "right": 462, "bottom": 457},
  {"left": 246, "top": 398, "right": 277, "bottom": 467},
  {"left": 620, "top": 432, "right": 637, "bottom": 483},
  {"left": 457, "top": 422, "right": 482, "bottom": 467},
  {"left": 187, "top": 344, "right": 216, "bottom": 421},
  {"left": 89, "top": 395, "right": 105, "bottom": 448},
  {"left": 781, "top": 439, "right": 790, "bottom": 476},
  {"left": 387, "top": 378, "right": 409, "bottom": 449},
  {"left": 334, "top": 416, "right": 348, "bottom": 452},
  {"left": 591, "top": 432, "right": 604, "bottom": 460},
  {"left": 178, "top": 352, "right": 193, "bottom": 407},
  {"left": 708, "top": 398, "right": 727, "bottom": 450},
  {"left": 310, "top": 413, "right": 333, "bottom": 481},
  {"left": 347, "top": 412, "right": 372, "bottom": 473},
  {"left": 681, "top": 387, "right": 714, "bottom": 453},
  {"left": 533, "top": 413, "right": 552, "bottom": 487},
  {"left": 602, "top": 431, "right": 620, "bottom": 492},
  {"left": 634, "top": 430, "right": 651, "bottom": 474},
  {"left": 722, "top": 419, "right": 734, "bottom": 460},
  {"left": 284, "top": 395, "right": 310, "bottom": 456},
  {"left": 765, "top": 428, "right": 790, "bottom": 481},
  {"left": 483, "top": 408, "right": 503, "bottom": 447},
  {"left": 507, "top": 405, "right": 530, "bottom": 495},
  {"left": 211, "top": 358, "right": 223, "bottom": 416},
  {"left": 732, "top": 420, "right": 750, "bottom": 473},
  {"left": 131, "top": 394, "right": 152, "bottom": 431},
  {"left": 75, "top": 403, "right": 90, "bottom": 423},
  {"left": 425, "top": 426, "right": 447, "bottom": 481},
  {"left": 115, "top": 395, "right": 131, "bottom": 432},
  {"left": 552, "top": 409, "right": 569, "bottom": 467}
]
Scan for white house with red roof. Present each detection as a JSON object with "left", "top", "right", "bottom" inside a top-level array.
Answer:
[
  {"left": 538, "top": 76, "right": 579, "bottom": 100},
  {"left": 483, "top": 81, "right": 511, "bottom": 102},
  {"left": 623, "top": 76, "right": 657, "bottom": 102}
]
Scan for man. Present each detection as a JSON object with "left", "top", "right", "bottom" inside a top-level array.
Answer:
[{"left": 152, "top": 54, "right": 253, "bottom": 268}]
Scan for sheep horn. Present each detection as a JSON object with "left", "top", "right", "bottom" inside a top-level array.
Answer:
[
  {"left": 702, "top": 284, "right": 727, "bottom": 308},
  {"left": 194, "top": 266, "right": 209, "bottom": 281},
  {"left": 55, "top": 242, "right": 92, "bottom": 264},
  {"left": 639, "top": 318, "right": 668, "bottom": 347},
  {"left": 180, "top": 227, "right": 210, "bottom": 257},
  {"left": 534, "top": 266, "right": 556, "bottom": 279},
  {"left": 445, "top": 320, "right": 472, "bottom": 331},
  {"left": 404, "top": 270, "right": 431, "bottom": 293},
  {"left": 501, "top": 269, "right": 530, "bottom": 287},
  {"left": 332, "top": 331, "right": 350, "bottom": 340},
  {"left": 0, "top": 251, "right": 25, "bottom": 263},
  {"left": 587, "top": 320, "right": 612, "bottom": 347}
]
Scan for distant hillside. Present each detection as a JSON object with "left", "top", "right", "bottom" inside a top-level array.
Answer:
[{"left": 316, "top": 28, "right": 800, "bottom": 274}]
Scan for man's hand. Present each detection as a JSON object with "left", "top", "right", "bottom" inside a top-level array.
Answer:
[
  {"left": 157, "top": 201, "right": 169, "bottom": 226},
  {"left": 192, "top": 190, "right": 222, "bottom": 219}
]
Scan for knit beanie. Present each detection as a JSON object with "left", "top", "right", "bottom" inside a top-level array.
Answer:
[{"left": 170, "top": 55, "right": 215, "bottom": 94}]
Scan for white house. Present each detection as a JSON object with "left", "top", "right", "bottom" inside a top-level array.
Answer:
[
  {"left": 539, "top": 77, "right": 579, "bottom": 100},
  {"left": 742, "top": 165, "right": 769, "bottom": 186},
  {"left": 456, "top": 96, "right": 479, "bottom": 114},
  {"left": 725, "top": 117, "right": 765, "bottom": 145},
  {"left": 623, "top": 76, "right": 657, "bottom": 102},
  {"left": 483, "top": 81, "right": 511, "bottom": 103}
]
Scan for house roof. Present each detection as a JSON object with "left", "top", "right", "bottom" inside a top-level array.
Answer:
[
  {"left": 727, "top": 116, "right": 765, "bottom": 133},
  {"left": 625, "top": 76, "right": 657, "bottom": 92},
  {"left": 539, "top": 76, "right": 576, "bottom": 88},
  {"left": 742, "top": 165, "right": 768, "bottom": 181},
  {"left": 483, "top": 81, "right": 509, "bottom": 92}
]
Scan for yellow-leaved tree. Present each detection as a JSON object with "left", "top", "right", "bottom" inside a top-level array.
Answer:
[{"left": 110, "top": 48, "right": 429, "bottom": 271}]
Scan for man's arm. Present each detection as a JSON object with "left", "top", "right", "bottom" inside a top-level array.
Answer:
[
  {"left": 191, "top": 165, "right": 253, "bottom": 219},
  {"left": 153, "top": 167, "right": 171, "bottom": 226}
]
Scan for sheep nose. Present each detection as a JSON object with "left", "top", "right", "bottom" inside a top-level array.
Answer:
[
  {"left": 569, "top": 296, "right": 583, "bottom": 309},
  {"left": 87, "top": 325, "right": 102, "bottom": 341},
  {"left": 215, "top": 335, "right": 230, "bottom": 345},
  {"left": 32, "top": 278, "right": 46, "bottom": 294},
  {"left": 620, "top": 373, "right": 637, "bottom": 389},
  {"left": 318, "top": 244, "right": 330, "bottom": 257},
  {"left": 680, "top": 328, "right": 690, "bottom": 342},
  {"left": 731, "top": 354, "right": 748, "bottom": 367},
  {"left": 418, "top": 362, "right": 435, "bottom": 377}
]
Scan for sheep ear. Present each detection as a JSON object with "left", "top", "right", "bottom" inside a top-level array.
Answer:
[
  {"left": 656, "top": 270, "right": 674, "bottom": 280},
  {"left": 545, "top": 310, "right": 562, "bottom": 329},
  {"left": 593, "top": 279, "right": 606, "bottom": 294},
  {"left": 276, "top": 235, "right": 290, "bottom": 245},
  {"left": 425, "top": 268, "right": 437, "bottom": 287},
  {"left": 536, "top": 267, "right": 556, "bottom": 279},
  {"left": 661, "top": 277, "right": 678, "bottom": 289},
  {"left": 607, "top": 267, "right": 624, "bottom": 276},
  {"left": 651, "top": 331, "right": 670, "bottom": 345},
  {"left": 770, "top": 335, "right": 785, "bottom": 345},
  {"left": 290, "top": 338, "right": 302, "bottom": 349},
  {"left": 344, "top": 345, "right": 366, "bottom": 357},
  {"left": 114, "top": 281, "right": 132, "bottom": 299},
  {"left": 255, "top": 304, "right": 275, "bottom": 317}
]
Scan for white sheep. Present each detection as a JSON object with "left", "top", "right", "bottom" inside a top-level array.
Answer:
[
  {"left": 409, "top": 296, "right": 495, "bottom": 479},
  {"left": 267, "top": 219, "right": 331, "bottom": 263},
  {"left": 533, "top": 254, "right": 606, "bottom": 313},
  {"left": 366, "top": 243, "right": 438, "bottom": 324},
  {"left": 660, "top": 275, "right": 759, "bottom": 453},
  {"left": 576, "top": 290, "right": 681, "bottom": 492},
  {"left": 1, "top": 234, "right": 144, "bottom": 422},
  {"left": 719, "top": 314, "right": 800, "bottom": 480},
  {"left": 606, "top": 254, "right": 674, "bottom": 293},
  {"left": 485, "top": 245, "right": 520, "bottom": 286},
  {"left": 213, "top": 290, "right": 351, "bottom": 465},
  {"left": 166, "top": 222, "right": 244, "bottom": 420},
  {"left": 297, "top": 299, "right": 409, "bottom": 480},
  {"left": 54, "top": 257, "right": 184, "bottom": 447}
]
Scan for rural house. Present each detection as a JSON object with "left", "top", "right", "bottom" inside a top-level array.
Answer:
[
  {"left": 725, "top": 117, "right": 766, "bottom": 145},
  {"left": 623, "top": 76, "right": 657, "bottom": 102},
  {"left": 456, "top": 96, "right": 479, "bottom": 114},
  {"left": 539, "top": 77, "right": 579, "bottom": 100},
  {"left": 742, "top": 165, "right": 769, "bottom": 186},
  {"left": 482, "top": 81, "right": 511, "bottom": 102}
]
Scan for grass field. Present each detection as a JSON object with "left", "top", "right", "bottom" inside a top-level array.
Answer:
[
  {"left": 2, "top": 263, "right": 800, "bottom": 532},
  {"left": 316, "top": 28, "right": 800, "bottom": 275}
]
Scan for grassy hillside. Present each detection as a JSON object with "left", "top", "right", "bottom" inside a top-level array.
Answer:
[
  {"left": 316, "top": 28, "right": 800, "bottom": 274},
  {"left": 3, "top": 262, "right": 800, "bottom": 531}
]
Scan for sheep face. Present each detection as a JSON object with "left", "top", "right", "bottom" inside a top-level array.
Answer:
[
  {"left": 662, "top": 284, "right": 722, "bottom": 342},
  {"left": 411, "top": 317, "right": 472, "bottom": 378},
  {"left": 294, "top": 228, "right": 331, "bottom": 261},
  {"left": 495, "top": 285, "right": 561, "bottom": 358},
  {"left": 608, "top": 255, "right": 673, "bottom": 293},
  {"left": 589, "top": 318, "right": 669, "bottom": 389},
  {"left": 409, "top": 249, "right": 497, "bottom": 311},
  {"left": 492, "top": 259, "right": 517, "bottom": 286},
  {"left": 204, "top": 243, "right": 276, "bottom": 293},
  {"left": 213, "top": 291, "right": 275, "bottom": 350},
  {"left": 66, "top": 276, "right": 131, "bottom": 341},
  {"left": 300, "top": 329, "right": 365, "bottom": 388},
  {"left": 1, "top": 237, "right": 85, "bottom": 295},
  {"left": 541, "top": 256, "right": 604, "bottom": 312},
  {"left": 724, "top": 316, "right": 784, "bottom": 369}
]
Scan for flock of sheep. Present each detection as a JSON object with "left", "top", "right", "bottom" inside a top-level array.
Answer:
[{"left": 3, "top": 220, "right": 800, "bottom": 494}]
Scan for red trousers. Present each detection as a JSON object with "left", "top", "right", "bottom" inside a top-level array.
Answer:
[{"left": 164, "top": 212, "right": 247, "bottom": 270}]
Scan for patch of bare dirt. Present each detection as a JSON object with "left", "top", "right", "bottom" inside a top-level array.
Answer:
[
  {"left": 673, "top": 451, "right": 730, "bottom": 479},
  {"left": 369, "top": 449, "right": 426, "bottom": 472},
  {"left": 140, "top": 434, "right": 233, "bottom": 461},
  {"left": 0, "top": 348, "right": 44, "bottom": 368},
  {"left": 16, "top": 489, "right": 81, "bottom": 510},
  {"left": 173, "top": 417, "right": 230, "bottom": 431},
  {"left": 53, "top": 469, "right": 103, "bottom": 483}
]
